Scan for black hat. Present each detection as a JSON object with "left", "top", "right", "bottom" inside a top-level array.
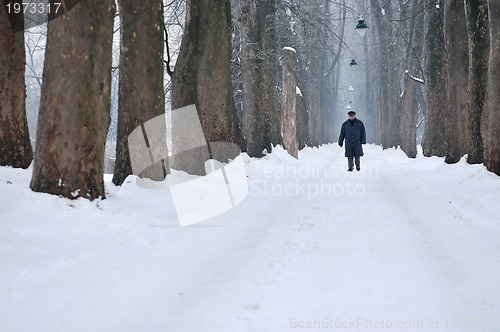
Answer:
[{"left": 347, "top": 111, "right": 356, "bottom": 116}]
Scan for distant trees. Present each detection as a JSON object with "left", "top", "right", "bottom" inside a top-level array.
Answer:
[
  {"left": 30, "top": 0, "right": 115, "bottom": 200},
  {"left": 363, "top": 0, "right": 498, "bottom": 175},
  {"left": 237, "top": 0, "right": 281, "bottom": 157},
  {"left": 0, "top": 1, "right": 32, "bottom": 168},
  {"left": 370, "top": 0, "right": 401, "bottom": 149},
  {"left": 278, "top": 0, "right": 346, "bottom": 147},
  {"left": 301, "top": 0, "right": 327, "bottom": 147}
]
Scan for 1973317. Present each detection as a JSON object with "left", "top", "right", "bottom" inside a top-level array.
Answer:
[{"left": 5, "top": 1, "right": 63, "bottom": 15}]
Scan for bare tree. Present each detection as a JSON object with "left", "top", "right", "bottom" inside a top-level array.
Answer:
[
  {"left": 24, "top": 26, "right": 47, "bottom": 138},
  {"left": 0, "top": 0, "right": 33, "bottom": 168},
  {"left": 163, "top": 0, "right": 185, "bottom": 100},
  {"left": 321, "top": 0, "right": 346, "bottom": 144},
  {"left": 112, "top": 0, "right": 166, "bottom": 186},
  {"left": 238, "top": 0, "right": 282, "bottom": 157},
  {"left": 443, "top": 0, "right": 469, "bottom": 163},
  {"left": 171, "top": 0, "right": 246, "bottom": 174},
  {"left": 276, "top": 0, "right": 311, "bottom": 148},
  {"left": 399, "top": 0, "right": 424, "bottom": 158},
  {"left": 301, "top": 0, "right": 327, "bottom": 147},
  {"left": 369, "top": 0, "right": 401, "bottom": 149},
  {"left": 30, "top": 0, "right": 115, "bottom": 200},
  {"left": 422, "top": 1, "right": 448, "bottom": 157},
  {"left": 281, "top": 47, "right": 298, "bottom": 158},
  {"left": 483, "top": 0, "right": 500, "bottom": 175},
  {"left": 464, "top": 0, "right": 489, "bottom": 164}
]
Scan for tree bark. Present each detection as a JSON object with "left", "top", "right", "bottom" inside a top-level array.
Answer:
[
  {"left": 370, "top": 0, "right": 397, "bottom": 149},
  {"left": 385, "top": 2, "right": 401, "bottom": 149},
  {"left": 281, "top": 48, "right": 298, "bottom": 158},
  {"left": 399, "top": 0, "right": 423, "bottom": 159},
  {"left": 30, "top": 0, "right": 115, "bottom": 200},
  {"left": 299, "top": 0, "right": 327, "bottom": 147},
  {"left": 400, "top": 77, "right": 418, "bottom": 158},
  {"left": 443, "top": 0, "right": 469, "bottom": 163},
  {"left": 465, "top": 0, "right": 489, "bottom": 164},
  {"left": 483, "top": 0, "right": 500, "bottom": 175},
  {"left": 0, "top": 0, "right": 33, "bottom": 169},
  {"left": 112, "top": 0, "right": 166, "bottom": 186},
  {"left": 296, "top": 90, "right": 309, "bottom": 150},
  {"left": 307, "top": 42, "right": 325, "bottom": 147},
  {"left": 320, "top": 0, "right": 345, "bottom": 144},
  {"left": 422, "top": 3, "right": 448, "bottom": 157},
  {"left": 171, "top": 0, "right": 246, "bottom": 174},
  {"left": 239, "top": 0, "right": 281, "bottom": 157}
]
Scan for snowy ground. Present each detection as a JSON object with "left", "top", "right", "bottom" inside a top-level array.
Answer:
[{"left": 1, "top": 144, "right": 500, "bottom": 332}]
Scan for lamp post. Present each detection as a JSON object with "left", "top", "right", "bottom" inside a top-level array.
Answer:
[{"left": 355, "top": 18, "right": 368, "bottom": 37}]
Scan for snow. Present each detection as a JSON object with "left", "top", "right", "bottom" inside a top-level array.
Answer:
[
  {"left": 405, "top": 69, "right": 425, "bottom": 84},
  {"left": 296, "top": 86, "right": 303, "bottom": 97},
  {"left": 1, "top": 144, "right": 500, "bottom": 332}
]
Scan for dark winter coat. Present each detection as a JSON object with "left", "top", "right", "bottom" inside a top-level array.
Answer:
[{"left": 338, "top": 118, "right": 366, "bottom": 157}]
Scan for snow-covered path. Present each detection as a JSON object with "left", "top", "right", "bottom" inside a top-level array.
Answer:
[{"left": 1, "top": 145, "right": 500, "bottom": 331}]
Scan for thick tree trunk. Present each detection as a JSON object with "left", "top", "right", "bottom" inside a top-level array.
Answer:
[
  {"left": 275, "top": 3, "right": 309, "bottom": 149},
  {"left": 0, "top": 0, "right": 33, "bottom": 168},
  {"left": 281, "top": 48, "right": 298, "bottom": 158},
  {"left": 112, "top": 0, "right": 166, "bottom": 186},
  {"left": 239, "top": 0, "right": 281, "bottom": 157},
  {"left": 422, "top": 3, "right": 448, "bottom": 157},
  {"left": 171, "top": 0, "right": 245, "bottom": 174},
  {"left": 400, "top": 78, "right": 418, "bottom": 158},
  {"left": 483, "top": 1, "right": 500, "bottom": 175},
  {"left": 465, "top": 0, "right": 489, "bottom": 164},
  {"left": 30, "top": 0, "right": 115, "bottom": 200},
  {"left": 443, "top": 0, "right": 469, "bottom": 163},
  {"left": 385, "top": 2, "right": 400, "bottom": 149},
  {"left": 399, "top": 0, "right": 423, "bottom": 159}
]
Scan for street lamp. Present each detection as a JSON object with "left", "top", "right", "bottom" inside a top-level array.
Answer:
[{"left": 355, "top": 18, "right": 368, "bottom": 37}]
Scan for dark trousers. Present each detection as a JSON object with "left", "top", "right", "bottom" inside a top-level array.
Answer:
[{"left": 347, "top": 156, "right": 360, "bottom": 170}]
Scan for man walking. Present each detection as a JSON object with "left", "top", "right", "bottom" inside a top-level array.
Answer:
[{"left": 338, "top": 111, "right": 366, "bottom": 171}]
